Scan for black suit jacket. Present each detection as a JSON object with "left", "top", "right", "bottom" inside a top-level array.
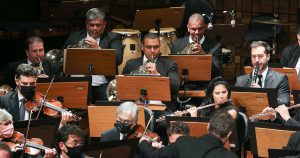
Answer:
[
  {"left": 2, "top": 58, "right": 61, "bottom": 88},
  {"left": 170, "top": 36, "right": 222, "bottom": 78},
  {"left": 101, "top": 127, "right": 120, "bottom": 142},
  {"left": 280, "top": 44, "right": 300, "bottom": 68},
  {"left": 235, "top": 69, "right": 290, "bottom": 106},
  {"left": 287, "top": 131, "right": 300, "bottom": 150},
  {"left": 63, "top": 30, "right": 123, "bottom": 67},
  {"left": 139, "top": 134, "right": 237, "bottom": 158},
  {"left": 122, "top": 56, "right": 180, "bottom": 96},
  {"left": 0, "top": 90, "right": 21, "bottom": 122}
]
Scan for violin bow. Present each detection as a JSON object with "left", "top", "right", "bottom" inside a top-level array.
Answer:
[{"left": 36, "top": 75, "right": 55, "bottom": 119}]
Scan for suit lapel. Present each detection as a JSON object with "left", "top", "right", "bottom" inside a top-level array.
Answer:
[
  {"left": 10, "top": 91, "right": 20, "bottom": 121},
  {"left": 264, "top": 69, "right": 273, "bottom": 88}
]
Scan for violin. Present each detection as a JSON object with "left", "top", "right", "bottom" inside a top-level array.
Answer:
[
  {"left": 4, "top": 131, "right": 53, "bottom": 156},
  {"left": 24, "top": 92, "right": 81, "bottom": 121},
  {"left": 126, "top": 124, "right": 161, "bottom": 143}
]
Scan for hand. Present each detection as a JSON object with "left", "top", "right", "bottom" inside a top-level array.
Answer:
[
  {"left": 174, "top": 110, "right": 182, "bottom": 116},
  {"left": 0, "top": 88, "right": 9, "bottom": 96},
  {"left": 60, "top": 111, "right": 74, "bottom": 126},
  {"left": 262, "top": 107, "right": 276, "bottom": 121},
  {"left": 187, "top": 106, "right": 197, "bottom": 117},
  {"left": 146, "top": 63, "right": 159, "bottom": 74},
  {"left": 85, "top": 37, "right": 100, "bottom": 48},
  {"left": 43, "top": 148, "right": 57, "bottom": 158},
  {"left": 191, "top": 43, "right": 205, "bottom": 54},
  {"left": 250, "top": 83, "right": 261, "bottom": 88},
  {"left": 151, "top": 141, "right": 164, "bottom": 148},
  {"left": 139, "top": 135, "right": 151, "bottom": 143},
  {"left": 275, "top": 105, "right": 291, "bottom": 121}
]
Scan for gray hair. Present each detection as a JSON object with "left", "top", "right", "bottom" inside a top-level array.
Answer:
[
  {"left": 15, "top": 64, "right": 38, "bottom": 79},
  {"left": 86, "top": 8, "right": 105, "bottom": 20},
  {"left": 0, "top": 109, "right": 12, "bottom": 123},
  {"left": 116, "top": 102, "right": 138, "bottom": 122},
  {"left": 188, "top": 13, "right": 205, "bottom": 24},
  {"left": 250, "top": 41, "right": 272, "bottom": 54}
]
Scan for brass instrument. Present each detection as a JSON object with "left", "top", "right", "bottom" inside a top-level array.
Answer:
[
  {"left": 130, "top": 55, "right": 155, "bottom": 75},
  {"left": 252, "top": 61, "right": 259, "bottom": 84},
  {"left": 156, "top": 99, "right": 231, "bottom": 122},
  {"left": 67, "top": 38, "right": 90, "bottom": 48},
  {"left": 45, "top": 49, "right": 63, "bottom": 65},
  {"left": 177, "top": 36, "right": 199, "bottom": 54},
  {"left": 249, "top": 104, "right": 300, "bottom": 121}
]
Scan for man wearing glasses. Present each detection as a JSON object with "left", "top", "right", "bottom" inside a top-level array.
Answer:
[
  {"left": 101, "top": 101, "right": 142, "bottom": 141},
  {"left": 171, "top": 13, "right": 222, "bottom": 78}
]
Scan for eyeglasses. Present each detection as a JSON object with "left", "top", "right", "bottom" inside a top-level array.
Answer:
[
  {"left": 116, "top": 118, "right": 133, "bottom": 125},
  {"left": 144, "top": 45, "right": 160, "bottom": 50}
]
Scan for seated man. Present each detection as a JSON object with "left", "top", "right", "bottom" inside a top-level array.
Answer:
[
  {"left": 235, "top": 41, "right": 290, "bottom": 106},
  {"left": 54, "top": 124, "right": 84, "bottom": 158},
  {"left": 171, "top": 13, "right": 222, "bottom": 79},
  {"left": 100, "top": 102, "right": 154, "bottom": 142},
  {"left": 139, "top": 109, "right": 237, "bottom": 158},
  {"left": 0, "top": 109, "right": 56, "bottom": 158},
  {"left": 2, "top": 36, "right": 61, "bottom": 89},
  {"left": 0, "top": 64, "right": 74, "bottom": 126}
]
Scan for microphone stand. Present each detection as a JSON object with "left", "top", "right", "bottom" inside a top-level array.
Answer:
[{"left": 177, "top": 69, "right": 191, "bottom": 111}]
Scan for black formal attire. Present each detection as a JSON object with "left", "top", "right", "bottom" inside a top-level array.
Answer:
[
  {"left": 235, "top": 69, "right": 290, "bottom": 106},
  {"left": 101, "top": 127, "right": 121, "bottom": 142},
  {"left": 280, "top": 44, "right": 300, "bottom": 68},
  {"left": 2, "top": 59, "right": 61, "bottom": 88},
  {"left": 287, "top": 131, "right": 300, "bottom": 150},
  {"left": 170, "top": 36, "right": 222, "bottom": 79},
  {"left": 63, "top": 30, "right": 123, "bottom": 102},
  {"left": 139, "top": 134, "right": 238, "bottom": 158}
]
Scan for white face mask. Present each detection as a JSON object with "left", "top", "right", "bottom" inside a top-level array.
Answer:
[{"left": 0, "top": 123, "right": 14, "bottom": 138}]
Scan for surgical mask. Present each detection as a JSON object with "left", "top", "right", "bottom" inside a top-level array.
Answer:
[
  {"left": 115, "top": 122, "right": 131, "bottom": 134},
  {"left": 19, "top": 86, "right": 36, "bottom": 100},
  {"left": 65, "top": 144, "right": 83, "bottom": 158},
  {"left": 0, "top": 123, "right": 14, "bottom": 138}
]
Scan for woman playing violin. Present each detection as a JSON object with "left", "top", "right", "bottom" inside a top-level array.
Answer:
[
  {"left": 0, "top": 108, "right": 57, "bottom": 158},
  {"left": 188, "top": 77, "right": 238, "bottom": 119},
  {"left": 101, "top": 102, "right": 160, "bottom": 142}
]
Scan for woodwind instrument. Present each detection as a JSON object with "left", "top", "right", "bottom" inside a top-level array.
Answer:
[
  {"left": 249, "top": 104, "right": 300, "bottom": 121},
  {"left": 156, "top": 99, "right": 232, "bottom": 122},
  {"left": 252, "top": 61, "right": 259, "bottom": 84}
]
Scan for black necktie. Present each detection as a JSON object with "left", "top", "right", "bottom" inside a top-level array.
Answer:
[
  {"left": 19, "top": 99, "right": 25, "bottom": 120},
  {"left": 257, "top": 75, "right": 263, "bottom": 88}
]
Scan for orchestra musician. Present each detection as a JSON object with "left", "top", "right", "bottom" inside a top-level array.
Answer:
[
  {"left": 0, "top": 108, "right": 57, "bottom": 158},
  {"left": 54, "top": 124, "right": 85, "bottom": 158},
  {"left": 63, "top": 8, "right": 123, "bottom": 103},
  {"left": 2, "top": 36, "right": 61, "bottom": 90},
  {"left": 170, "top": 13, "right": 222, "bottom": 79},
  {"left": 187, "top": 76, "right": 238, "bottom": 119},
  {"left": 100, "top": 102, "right": 158, "bottom": 142},
  {"left": 139, "top": 109, "right": 238, "bottom": 158},
  {"left": 0, "top": 64, "right": 74, "bottom": 126},
  {"left": 235, "top": 41, "right": 290, "bottom": 106}
]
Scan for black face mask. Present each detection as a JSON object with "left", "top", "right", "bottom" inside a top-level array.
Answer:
[
  {"left": 65, "top": 144, "right": 83, "bottom": 158},
  {"left": 19, "top": 86, "right": 36, "bottom": 100},
  {"left": 115, "top": 122, "right": 131, "bottom": 134}
]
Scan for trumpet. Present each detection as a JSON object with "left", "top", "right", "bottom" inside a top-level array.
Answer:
[
  {"left": 249, "top": 104, "right": 300, "bottom": 121},
  {"left": 156, "top": 99, "right": 231, "bottom": 122}
]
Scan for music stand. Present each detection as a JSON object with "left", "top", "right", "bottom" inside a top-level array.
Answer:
[
  {"left": 14, "top": 118, "right": 61, "bottom": 147},
  {"left": 249, "top": 122, "right": 300, "bottom": 158},
  {"left": 37, "top": 77, "right": 91, "bottom": 109},
  {"left": 64, "top": 48, "right": 116, "bottom": 76},
  {"left": 82, "top": 138, "right": 139, "bottom": 158},
  {"left": 268, "top": 149, "right": 300, "bottom": 158},
  {"left": 165, "top": 55, "right": 212, "bottom": 81},
  {"left": 116, "top": 75, "right": 171, "bottom": 101},
  {"left": 133, "top": 7, "right": 185, "bottom": 32},
  {"left": 230, "top": 87, "right": 277, "bottom": 118}
]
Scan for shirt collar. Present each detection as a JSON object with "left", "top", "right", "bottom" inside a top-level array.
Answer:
[
  {"left": 17, "top": 89, "right": 25, "bottom": 101},
  {"left": 143, "top": 55, "right": 157, "bottom": 63},
  {"left": 189, "top": 35, "right": 205, "bottom": 44}
]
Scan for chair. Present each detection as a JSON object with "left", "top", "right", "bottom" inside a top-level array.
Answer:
[{"left": 236, "top": 112, "right": 249, "bottom": 158}]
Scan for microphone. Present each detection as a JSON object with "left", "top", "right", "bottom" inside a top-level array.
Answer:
[
  {"left": 202, "top": 13, "right": 214, "bottom": 30},
  {"left": 223, "top": 10, "right": 235, "bottom": 27}
]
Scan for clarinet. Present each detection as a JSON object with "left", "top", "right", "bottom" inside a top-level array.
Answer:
[{"left": 252, "top": 61, "right": 259, "bottom": 83}]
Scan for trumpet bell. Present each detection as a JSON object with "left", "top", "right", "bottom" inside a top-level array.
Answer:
[
  {"left": 45, "top": 49, "right": 63, "bottom": 65},
  {"left": 106, "top": 79, "right": 118, "bottom": 101}
]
